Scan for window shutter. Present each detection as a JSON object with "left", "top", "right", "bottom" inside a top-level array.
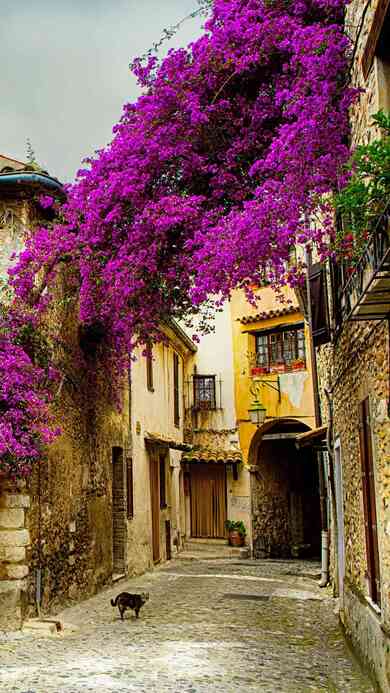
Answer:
[
  {"left": 309, "top": 263, "right": 330, "bottom": 347},
  {"left": 146, "top": 348, "right": 153, "bottom": 391},
  {"left": 362, "top": 0, "right": 390, "bottom": 79},
  {"left": 359, "top": 399, "right": 381, "bottom": 606}
]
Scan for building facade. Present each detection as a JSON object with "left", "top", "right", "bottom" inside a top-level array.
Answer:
[
  {"left": 181, "top": 304, "right": 247, "bottom": 547},
  {"left": 311, "top": 2, "right": 390, "bottom": 688},
  {"left": 0, "top": 158, "right": 195, "bottom": 629},
  {"left": 229, "top": 286, "right": 319, "bottom": 559}
]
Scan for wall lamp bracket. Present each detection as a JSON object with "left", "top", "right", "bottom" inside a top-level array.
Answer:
[{"left": 250, "top": 376, "right": 281, "bottom": 403}]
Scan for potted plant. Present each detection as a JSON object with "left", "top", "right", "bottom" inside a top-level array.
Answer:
[
  {"left": 225, "top": 520, "right": 247, "bottom": 547},
  {"left": 251, "top": 366, "right": 268, "bottom": 376},
  {"left": 270, "top": 362, "right": 286, "bottom": 373},
  {"left": 291, "top": 358, "right": 305, "bottom": 371}
]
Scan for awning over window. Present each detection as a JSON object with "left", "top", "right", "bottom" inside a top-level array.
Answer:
[
  {"left": 182, "top": 446, "right": 243, "bottom": 465},
  {"left": 145, "top": 432, "right": 192, "bottom": 452},
  {"left": 295, "top": 425, "right": 327, "bottom": 449}
]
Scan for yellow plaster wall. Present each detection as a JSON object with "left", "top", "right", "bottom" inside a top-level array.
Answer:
[
  {"left": 229, "top": 287, "right": 316, "bottom": 465},
  {"left": 130, "top": 326, "right": 193, "bottom": 562}
]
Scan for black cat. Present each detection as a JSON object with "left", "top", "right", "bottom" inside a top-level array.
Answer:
[{"left": 111, "top": 591, "right": 149, "bottom": 620}]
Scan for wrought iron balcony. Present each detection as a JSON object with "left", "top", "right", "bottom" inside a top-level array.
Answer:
[{"left": 336, "top": 208, "right": 390, "bottom": 323}]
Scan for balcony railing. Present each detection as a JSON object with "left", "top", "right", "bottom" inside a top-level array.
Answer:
[{"left": 336, "top": 208, "right": 390, "bottom": 324}]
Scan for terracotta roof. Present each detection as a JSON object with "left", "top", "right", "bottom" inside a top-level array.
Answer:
[
  {"left": 239, "top": 305, "right": 301, "bottom": 324},
  {"left": 0, "top": 154, "right": 25, "bottom": 168},
  {"left": 182, "top": 446, "right": 242, "bottom": 465}
]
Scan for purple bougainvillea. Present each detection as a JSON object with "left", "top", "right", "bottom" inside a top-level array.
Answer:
[{"left": 2, "top": 0, "right": 355, "bottom": 476}]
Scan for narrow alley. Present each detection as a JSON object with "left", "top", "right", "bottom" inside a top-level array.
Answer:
[{"left": 0, "top": 558, "right": 374, "bottom": 693}]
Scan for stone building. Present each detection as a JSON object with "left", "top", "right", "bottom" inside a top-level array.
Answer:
[
  {"left": 307, "top": 2, "right": 390, "bottom": 689},
  {"left": 0, "top": 157, "right": 195, "bottom": 630}
]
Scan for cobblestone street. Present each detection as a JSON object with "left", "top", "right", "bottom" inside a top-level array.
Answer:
[{"left": 0, "top": 558, "right": 374, "bottom": 693}]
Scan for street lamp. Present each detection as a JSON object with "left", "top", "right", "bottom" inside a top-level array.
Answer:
[
  {"left": 248, "top": 399, "right": 267, "bottom": 426},
  {"left": 248, "top": 376, "right": 281, "bottom": 427}
]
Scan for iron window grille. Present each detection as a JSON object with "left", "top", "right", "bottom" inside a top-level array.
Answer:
[{"left": 193, "top": 375, "right": 217, "bottom": 410}]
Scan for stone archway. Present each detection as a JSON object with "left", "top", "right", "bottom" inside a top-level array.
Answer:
[{"left": 248, "top": 419, "right": 321, "bottom": 559}]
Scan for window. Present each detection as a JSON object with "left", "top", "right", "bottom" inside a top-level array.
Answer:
[
  {"left": 126, "top": 458, "right": 134, "bottom": 519},
  {"left": 375, "top": 5, "right": 390, "bottom": 111},
  {"left": 359, "top": 398, "right": 381, "bottom": 607},
  {"left": 309, "top": 263, "right": 330, "bottom": 346},
  {"left": 146, "top": 346, "right": 154, "bottom": 392},
  {"left": 362, "top": 0, "right": 390, "bottom": 81},
  {"left": 173, "top": 352, "right": 180, "bottom": 426},
  {"left": 255, "top": 325, "right": 306, "bottom": 372},
  {"left": 159, "top": 455, "right": 167, "bottom": 508},
  {"left": 193, "top": 375, "right": 216, "bottom": 410}
]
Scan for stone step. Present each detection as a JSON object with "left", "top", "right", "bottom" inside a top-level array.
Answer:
[
  {"left": 183, "top": 540, "right": 246, "bottom": 559},
  {"left": 22, "top": 618, "right": 63, "bottom": 636}
]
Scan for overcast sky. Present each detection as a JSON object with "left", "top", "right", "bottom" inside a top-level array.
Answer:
[{"left": 0, "top": 1, "right": 203, "bottom": 182}]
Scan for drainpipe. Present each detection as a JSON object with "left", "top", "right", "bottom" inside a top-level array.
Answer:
[
  {"left": 324, "top": 387, "right": 339, "bottom": 596},
  {"left": 318, "top": 450, "right": 329, "bottom": 588},
  {"left": 305, "top": 245, "right": 329, "bottom": 587},
  {"left": 36, "top": 460, "right": 43, "bottom": 617}
]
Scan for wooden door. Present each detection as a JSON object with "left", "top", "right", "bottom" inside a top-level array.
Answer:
[
  {"left": 112, "top": 447, "right": 125, "bottom": 574},
  {"left": 150, "top": 458, "right": 160, "bottom": 563},
  {"left": 190, "top": 464, "right": 227, "bottom": 538}
]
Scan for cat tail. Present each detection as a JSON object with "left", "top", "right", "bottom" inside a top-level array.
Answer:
[{"left": 111, "top": 597, "right": 118, "bottom": 607}]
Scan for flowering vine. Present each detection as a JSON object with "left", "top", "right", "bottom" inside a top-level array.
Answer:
[{"left": 2, "top": 0, "right": 355, "bottom": 477}]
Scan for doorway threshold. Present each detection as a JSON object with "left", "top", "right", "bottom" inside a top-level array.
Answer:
[{"left": 112, "top": 573, "right": 126, "bottom": 583}]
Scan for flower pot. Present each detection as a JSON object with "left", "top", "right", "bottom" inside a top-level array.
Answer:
[
  {"left": 270, "top": 363, "right": 286, "bottom": 373},
  {"left": 251, "top": 366, "right": 268, "bottom": 376},
  {"left": 228, "top": 530, "right": 245, "bottom": 547}
]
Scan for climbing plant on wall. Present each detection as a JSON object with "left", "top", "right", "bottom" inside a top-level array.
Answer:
[{"left": 333, "top": 110, "right": 390, "bottom": 263}]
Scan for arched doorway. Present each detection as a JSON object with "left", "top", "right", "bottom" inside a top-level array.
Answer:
[{"left": 249, "top": 419, "right": 321, "bottom": 559}]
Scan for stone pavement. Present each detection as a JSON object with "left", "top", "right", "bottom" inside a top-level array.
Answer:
[{"left": 0, "top": 557, "right": 375, "bottom": 693}]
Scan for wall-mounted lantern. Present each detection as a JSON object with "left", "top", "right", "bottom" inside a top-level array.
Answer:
[{"left": 248, "top": 377, "right": 281, "bottom": 427}]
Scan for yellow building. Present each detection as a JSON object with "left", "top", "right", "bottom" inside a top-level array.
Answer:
[
  {"left": 129, "top": 320, "right": 196, "bottom": 569},
  {"left": 230, "top": 286, "right": 320, "bottom": 558}
]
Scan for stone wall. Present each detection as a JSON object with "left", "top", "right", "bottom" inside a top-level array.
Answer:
[
  {"left": 314, "top": 1, "right": 390, "bottom": 688},
  {"left": 316, "top": 263, "right": 390, "bottom": 692},
  {"left": 0, "top": 195, "right": 132, "bottom": 624},
  {"left": 0, "top": 483, "right": 30, "bottom": 630},
  {"left": 251, "top": 439, "right": 321, "bottom": 559},
  {"left": 24, "top": 362, "right": 130, "bottom": 616}
]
